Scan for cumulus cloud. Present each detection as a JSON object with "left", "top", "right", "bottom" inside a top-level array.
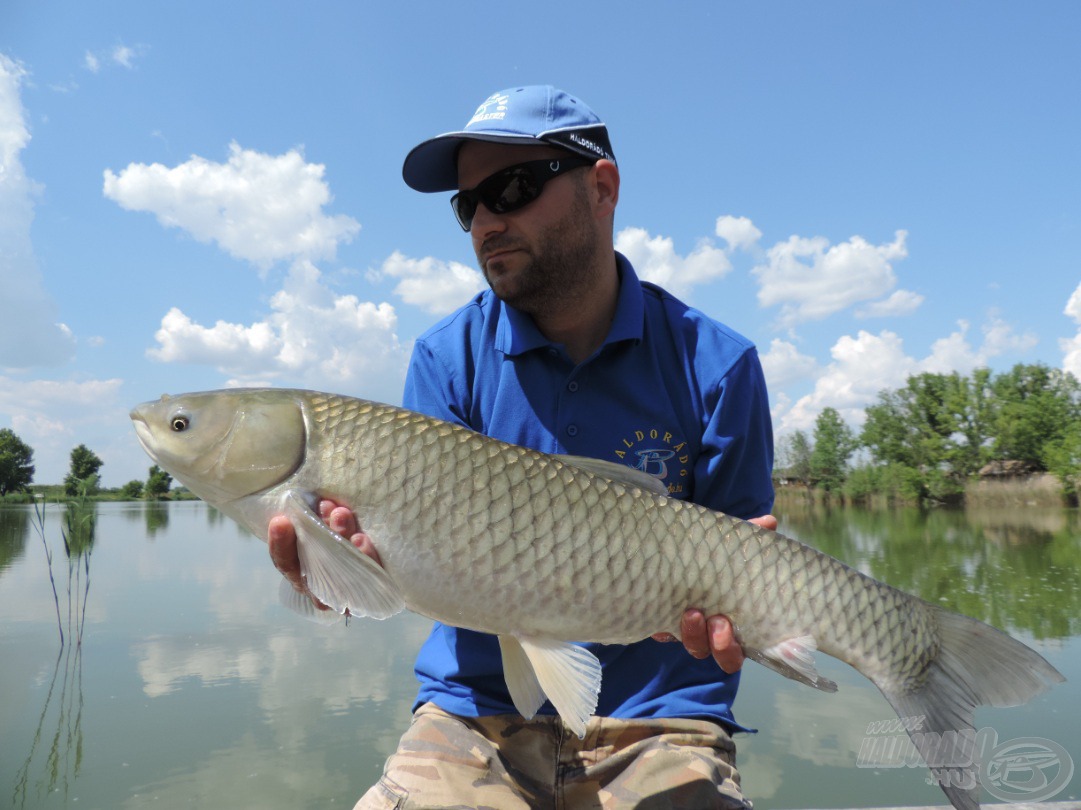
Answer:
[
  {"left": 856, "top": 289, "right": 924, "bottom": 318},
  {"left": 715, "top": 215, "right": 762, "bottom": 252},
  {"left": 0, "top": 54, "right": 77, "bottom": 369},
  {"left": 753, "top": 230, "right": 913, "bottom": 328},
  {"left": 103, "top": 143, "right": 361, "bottom": 269},
  {"left": 615, "top": 227, "right": 733, "bottom": 299},
  {"left": 148, "top": 261, "right": 408, "bottom": 402},
  {"left": 760, "top": 339, "right": 821, "bottom": 389},
  {"left": 777, "top": 313, "right": 1040, "bottom": 433},
  {"left": 1060, "top": 282, "right": 1081, "bottom": 379},
  {"left": 0, "top": 375, "right": 126, "bottom": 483},
  {"left": 372, "top": 251, "right": 485, "bottom": 315}
]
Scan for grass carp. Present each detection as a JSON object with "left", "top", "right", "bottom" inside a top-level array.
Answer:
[{"left": 130, "top": 388, "right": 1065, "bottom": 809}]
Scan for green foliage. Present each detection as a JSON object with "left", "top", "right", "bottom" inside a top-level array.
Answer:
[
  {"left": 810, "top": 408, "right": 856, "bottom": 491},
  {"left": 145, "top": 465, "right": 172, "bottom": 499},
  {"left": 0, "top": 427, "right": 35, "bottom": 496},
  {"left": 64, "top": 444, "right": 104, "bottom": 497},
  {"left": 120, "top": 480, "right": 145, "bottom": 499},
  {"left": 786, "top": 365, "right": 1081, "bottom": 506},
  {"left": 990, "top": 363, "right": 1081, "bottom": 470},
  {"left": 774, "top": 429, "right": 812, "bottom": 484}
]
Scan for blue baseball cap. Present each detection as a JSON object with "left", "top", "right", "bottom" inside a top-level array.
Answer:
[{"left": 402, "top": 85, "right": 616, "bottom": 192}]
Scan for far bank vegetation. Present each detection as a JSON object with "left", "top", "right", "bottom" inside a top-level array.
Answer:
[{"left": 774, "top": 363, "right": 1081, "bottom": 508}]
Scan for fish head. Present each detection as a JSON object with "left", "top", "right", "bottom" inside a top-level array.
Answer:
[{"left": 130, "top": 388, "right": 307, "bottom": 505}]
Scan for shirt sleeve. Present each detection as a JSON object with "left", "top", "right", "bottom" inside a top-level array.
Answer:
[
  {"left": 402, "top": 338, "right": 472, "bottom": 429},
  {"left": 693, "top": 347, "right": 775, "bottom": 520}
]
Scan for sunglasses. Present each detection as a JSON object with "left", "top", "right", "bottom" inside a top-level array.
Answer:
[{"left": 450, "top": 156, "right": 595, "bottom": 231}]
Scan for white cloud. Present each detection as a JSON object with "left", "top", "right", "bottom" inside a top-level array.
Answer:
[
  {"left": 776, "top": 312, "right": 1041, "bottom": 433},
  {"left": 715, "top": 215, "right": 762, "bottom": 252},
  {"left": 1060, "top": 282, "right": 1081, "bottom": 379},
  {"left": 148, "top": 261, "right": 408, "bottom": 402},
  {"left": 781, "top": 330, "right": 916, "bottom": 431},
  {"left": 615, "top": 226, "right": 733, "bottom": 299},
  {"left": 0, "top": 376, "right": 126, "bottom": 484},
  {"left": 103, "top": 142, "right": 360, "bottom": 269},
  {"left": 0, "top": 54, "right": 77, "bottom": 369},
  {"left": 855, "top": 289, "right": 924, "bottom": 318},
  {"left": 373, "top": 251, "right": 485, "bottom": 315},
  {"left": 83, "top": 44, "right": 147, "bottom": 73},
  {"left": 753, "top": 230, "right": 911, "bottom": 327},
  {"left": 760, "top": 338, "right": 820, "bottom": 389}
]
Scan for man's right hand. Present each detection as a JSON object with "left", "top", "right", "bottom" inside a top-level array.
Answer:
[{"left": 268, "top": 500, "right": 381, "bottom": 611}]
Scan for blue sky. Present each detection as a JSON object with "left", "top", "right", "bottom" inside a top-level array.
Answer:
[{"left": 2, "top": 1, "right": 1079, "bottom": 486}]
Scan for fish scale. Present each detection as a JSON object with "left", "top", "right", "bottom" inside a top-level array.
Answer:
[{"left": 131, "top": 387, "right": 1065, "bottom": 810}]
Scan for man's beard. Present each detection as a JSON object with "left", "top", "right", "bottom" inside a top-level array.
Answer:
[{"left": 478, "top": 183, "right": 601, "bottom": 319}]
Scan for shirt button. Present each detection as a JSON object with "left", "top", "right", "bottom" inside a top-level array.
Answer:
[
  {"left": 566, "top": 424, "right": 579, "bottom": 437},
  {"left": 567, "top": 381, "right": 579, "bottom": 393}
]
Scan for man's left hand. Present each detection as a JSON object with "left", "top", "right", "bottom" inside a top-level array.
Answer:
[{"left": 652, "top": 513, "right": 778, "bottom": 673}]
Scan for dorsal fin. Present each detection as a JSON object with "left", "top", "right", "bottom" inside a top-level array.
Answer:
[{"left": 554, "top": 455, "right": 669, "bottom": 497}]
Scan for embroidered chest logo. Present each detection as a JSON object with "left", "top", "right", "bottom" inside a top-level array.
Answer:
[{"left": 613, "top": 428, "right": 692, "bottom": 496}]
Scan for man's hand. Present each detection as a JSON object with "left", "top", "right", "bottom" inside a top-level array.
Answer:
[
  {"left": 268, "top": 500, "right": 381, "bottom": 611},
  {"left": 652, "top": 513, "right": 778, "bottom": 673}
]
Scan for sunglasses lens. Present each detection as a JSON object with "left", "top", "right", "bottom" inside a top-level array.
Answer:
[
  {"left": 450, "top": 192, "right": 477, "bottom": 230},
  {"left": 485, "top": 169, "right": 540, "bottom": 215},
  {"left": 451, "top": 158, "right": 592, "bottom": 231}
]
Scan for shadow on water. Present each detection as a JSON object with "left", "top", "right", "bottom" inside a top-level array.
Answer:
[{"left": 11, "top": 500, "right": 96, "bottom": 809}]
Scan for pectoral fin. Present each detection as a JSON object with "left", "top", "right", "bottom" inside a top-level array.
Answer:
[
  {"left": 277, "top": 578, "right": 346, "bottom": 626},
  {"left": 284, "top": 491, "right": 405, "bottom": 619},
  {"left": 504, "top": 636, "right": 601, "bottom": 739},
  {"left": 743, "top": 635, "right": 838, "bottom": 692}
]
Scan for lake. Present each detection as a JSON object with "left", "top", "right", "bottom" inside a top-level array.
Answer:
[{"left": 1, "top": 500, "right": 1078, "bottom": 809}]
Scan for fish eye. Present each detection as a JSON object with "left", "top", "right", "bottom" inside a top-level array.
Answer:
[{"left": 170, "top": 415, "right": 190, "bottom": 432}]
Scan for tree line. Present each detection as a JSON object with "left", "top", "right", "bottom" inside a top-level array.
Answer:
[
  {"left": 0, "top": 434, "right": 172, "bottom": 500},
  {"left": 775, "top": 362, "right": 1081, "bottom": 505}
]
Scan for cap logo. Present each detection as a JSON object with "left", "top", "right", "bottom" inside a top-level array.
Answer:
[{"left": 467, "top": 93, "right": 510, "bottom": 127}]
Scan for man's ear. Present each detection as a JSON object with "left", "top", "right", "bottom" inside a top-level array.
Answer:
[{"left": 591, "top": 159, "right": 620, "bottom": 219}]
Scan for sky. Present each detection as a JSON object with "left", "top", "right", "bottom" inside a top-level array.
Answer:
[{"left": 1, "top": 1, "right": 1079, "bottom": 487}]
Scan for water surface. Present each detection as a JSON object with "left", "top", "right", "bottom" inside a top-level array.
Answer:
[{"left": 1, "top": 501, "right": 1077, "bottom": 808}]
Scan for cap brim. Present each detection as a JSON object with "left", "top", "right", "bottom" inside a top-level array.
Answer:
[{"left": 402, "top": 131, "right": 545, "bottom": 193}]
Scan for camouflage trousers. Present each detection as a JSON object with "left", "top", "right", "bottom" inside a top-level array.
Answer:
[{"left": 354, "top": 702, "right": 751, "bottom": 810}]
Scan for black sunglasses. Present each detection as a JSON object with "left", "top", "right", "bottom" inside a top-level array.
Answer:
[{"left": 450, "top": 156, "right": 595, "bottom": 231}]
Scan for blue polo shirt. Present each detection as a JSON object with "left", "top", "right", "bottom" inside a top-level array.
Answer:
[{"left": 402, "top": 253, "right": 774, "bottom": 730}]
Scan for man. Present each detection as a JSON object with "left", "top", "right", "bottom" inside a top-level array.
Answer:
[{"left": 270, "top": 85, "right": 777, "bottom": 808}]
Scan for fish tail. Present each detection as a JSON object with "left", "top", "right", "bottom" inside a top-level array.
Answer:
[{"left": 874, "top": 606, "right": 1065, "bottom": 810}]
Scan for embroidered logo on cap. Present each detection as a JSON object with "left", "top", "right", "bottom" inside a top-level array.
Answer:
[{"left": 467, "top": 93, "right": 509, "bottom": 127}]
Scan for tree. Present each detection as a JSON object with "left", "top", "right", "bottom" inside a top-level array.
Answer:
[
  {"left": 120, "top": 480, "right": 145, "bottom": 499},
  {"left": 775, "top": 430, "right": 813, "bottom": 485},
  {"left": 990, "top": 363, "right": 1081, "bottom": 469},
  {"left": 145, "top": 465, "right": 172, "bottom": 499},
  {"left": 0, "top": 428, "right": 35, "bottom": 496},
  {"left": 64, "top": 444, "right": 103, "bottom": 497},
  {"left": 810, "top": 408, "right": 856, "bottom": 491}
]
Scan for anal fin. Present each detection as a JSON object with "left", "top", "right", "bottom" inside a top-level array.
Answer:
[{"left": 744, "top": 635, "right": 838, "bottom": 692}]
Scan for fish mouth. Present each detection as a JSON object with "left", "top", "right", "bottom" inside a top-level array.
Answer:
[{"left": 129, "top": 408, "right": 159, "bottom": 462}]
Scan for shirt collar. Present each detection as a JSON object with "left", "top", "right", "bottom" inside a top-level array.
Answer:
[{"left": 495, "top": 252, "right": 644, "bottom": 357}]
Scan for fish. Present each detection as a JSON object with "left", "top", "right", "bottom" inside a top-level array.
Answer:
[{"left": 130, "top": 388, "right": 1065, "bottom": 810}]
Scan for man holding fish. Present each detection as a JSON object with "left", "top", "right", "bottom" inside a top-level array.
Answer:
[{"left": 269, "top": 86, "right": 777, "bottom": 808}]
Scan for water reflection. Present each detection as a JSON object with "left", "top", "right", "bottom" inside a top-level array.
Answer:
[
  {"left": 0, "top": 501, "right": 1076, "bottom": 809},
  {"left": 780, "top": 503, "right": 1081, "bottom": 639},
  {"left": 10, "top": 500, "right": 95, "bottom": 809},
  {"left": 0, "top": 505, "right": 32, "bottom": 572}
]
